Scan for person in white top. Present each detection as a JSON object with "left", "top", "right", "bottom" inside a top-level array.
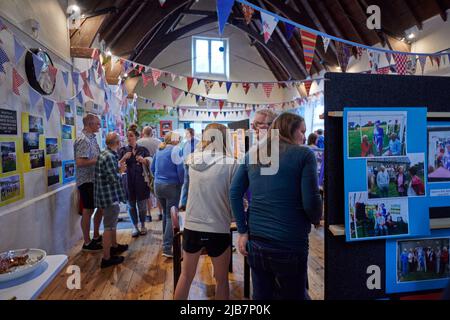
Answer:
[
  {"left": 174, "top": 123, "right": 238, "bottom": 300},
  {"left": 376, "top": 166, "right": 390, "bottom": 198}
]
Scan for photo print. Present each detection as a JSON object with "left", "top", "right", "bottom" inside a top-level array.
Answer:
[
  {"left": 47, "top": 168, "right": 60, "bottom": 186},
  {"left": 62, "top": 125, "right": 73, "bottom": 140},
  {"left": 23, "top": 132, "right": 40, "bottom": 153},
  {"left": 50, "top": 154, "right": 62, "bottom": 168},
  {"left": 30, "top": 149, "right": 45, "bottom": 169},
  {"left": 64, "top": 104, "right": 75, "bottom": 126},
  {"left": 29, "top": 115, "right": 44, "bottom": 134},
  {"left": 62, "top": 160, "right": 75, "bottom": 183},
  {"left": 347, "top": 111, "right": 407, "bottom": 158},
  {"left": 428, "top": 127, "right": 450, "bottom": 182},
  {"left": 45, "top": 138, "right": 58, "bottom": 155},
  {"left": 0, "top": 175, "right": 20, "bottom": 202},
  {"left": 0, "top": 142, "right": 16, "bottom": 173}
]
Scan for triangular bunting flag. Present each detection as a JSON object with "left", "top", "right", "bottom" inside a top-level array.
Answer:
[
  {"left": 261, "top": 11, "right": 278, "bottom": 43},
  {"left": 76, "top": 91, "right": 84, "bottom": 104},
  {"left": 208, "top": 111, "right": 211, "bottom": 117},
  {"left": 0, "top": 18, "right": 7, "bottom": 31},
  {"left": 217, "top": 0, "right": 234, "bottom": 35},
  {"left": 28, "top": 87, "right": 42, "bottom": 109},
  {"left": 32, "top": 53, "right": 44, "bottom": 80},
  {"left": 356, "top": 47, "right": 364, "bottom": 59},
  {"left": 83, "top": 82, "right": 94, "bottom": 99},
  {"left": 253, "top": 83, "right": 259, "bottom": 89},
  {"left": 43, "top": 98, "right": 54, "bottom": 121},
  {"left": 196, "top": 111, "right": 200, "bottom": 117},
  {"left": 377, "top": 66, "right": 390, "bottom": 75},
  {"left": 418, "top": 55, "right": 427, "bottom": 74},
  {"left": 159, "top": 0, "right": 166, "bottom": 7},
  {"left": 72, "top": 72, "right": 80, "bottom": 90},
  {"left": 161, "top": 83, "right": 167, "bottom": 90},
  {"left": 12, "top": 68, "right": 24, "bottom": 95},
  {"left": 57, "top": 102, "right": 66, "bottom": 117},
  {"left": 303, "top": 80, "right": 312, "bottom": 96},
  {"left": 226, "top": 82, "right": 232, "bottom": 93},
  {"left": 218, "top": 81, "right": 224, "bottom": 88},
  {"left": 0, "top": 47, "right": 10, "bottom": 74},
  {"left": 219, "top": 100, "right": 224, "bottom": 111},
  {"left": 91, "top": 49, "right": 100, "bottom": 61},
  {"left": 241, "top": 3, "right": 255, "bottom": 25},
  {"left": 262, "top": 83, "right": 274, "bottom": 98},
  {"left": 242, "top": 82, "right": 250, "bottom": 94},
  {"left": 170, "top": 73, "right": 176, "bottom": 82},
  {"left": 300, "top": 30, "right": 318, "bottom": 74},
  {"left": 406, "top": 55, "right": 417, "bottom": 75},
  {"left": 13, "top": 36, "right": 25, "bottom": 65},
  {"left": 393, "top": 53, "right": 408, "bottom": 75},
  {"left": 62, "top": 71, "right": 69, "bottom": 87},
  {"left": 80, "top": 71, "right": 88, "bottom": 83},
  {"left": 368, "top": 50, "right": 381, "bottom": 73},
  {"left": 385, "top": 52, "right": 392, "bottom": 64},
  {"left": 284, "top": 23, "right": 295, "bottom": 41},
  {"left": 171, "top": 87, "right": 183, "bottom": 104},
  {"left": 204, "top": 80, "right": 214, "bottom": 94},
  {"left": 433, "top": 56, "right": 441, "bottom": 69},
  {"left": 322, "top": 36, "right": 331, "bottom": 53},
  {"left": 246, "top": 110, "right": 252, "bottom": 117},
  {"left": 196, "top": 78, "right": 202, "bottom": 86},
  {"left": 187, "top": 77, "right": 194, "bottom": 91},
  {"left": 48, "top": 65, "right": 58, "bottom": 83},
  {"left": 151, "top": 68, "right": 162, "bottom": 86},
  {"left": 335, "top": 41, "right": 352, "bottom": 72},
  {"left": 213, "top": 111, "right": 219, "bottom": 118},
  {"left": 142, "top": 72, "right": 152, "bottom": 87},
  {"left": 195, "top": 95, "right": 200, "bottom": 103}
]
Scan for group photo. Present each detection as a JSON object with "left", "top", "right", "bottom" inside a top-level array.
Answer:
[
  {"left": 428, "top": 127, "right": 450, "bottom": 182},
  {"left": 347, "top": 111, "right": 407, "bottom": 158}
]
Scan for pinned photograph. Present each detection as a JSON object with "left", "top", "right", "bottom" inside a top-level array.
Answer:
[
  {"left": 23, "top": 132, "right": 40, "bottom": 153},
  {"left": 29, "top": 115, "right": 44, "bottom": 134},
  {"left": 349, "top": 192, "right": 409, "bottom": 240},
  {"left": 46, "top": 138, "right": 58, "bottom": 155},
  {"left": 347, "top": 111, "right": 407, "bottom": 158},
  {"left": 62, "top": 125, "right": 73, "bottom": 140},
  {"left": 367, "top": 154, "right": 425, "bottom": 199},
  {"left": 428, "top": 127, "right": 450, "bottom": 182},
  {"left": 0, "top": 175, "right": 20, "bottom": 202},
  {"left": 30, "top": 149, "right": 45, "bottom": 169},
  {"left": 397, "top": 237, "right": 450, "bottom": 283},
  {"left": 47, "top": 168, "right": 60, "bottom": 186},
  {"left": 62, "top": 160, "right": 76, "bottom": 183},
  {"left": 0, "top": 142, "right": 16, "bottom": 173},
  {"left": 50, "top": 154, "right": 62, "bottom": 168},
  {"left": 76, "top": 106, "right": 84, "bottom": 117}
]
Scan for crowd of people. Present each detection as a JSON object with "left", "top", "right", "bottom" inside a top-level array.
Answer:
[
  {"left": 400, "top": 245, "right": 450, "bottom": 278},
  {"left": 74, "top": 109, "right": 323, "bottom": 300}
]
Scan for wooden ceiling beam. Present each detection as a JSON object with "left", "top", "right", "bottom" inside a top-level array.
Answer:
[
  {"left": 433, "top": 0, "right": 448, "bottom": 21},
  {"left": 401, "top": 0, "right": 423, "bottom": 30},
  {"left": 101, "top": 0, "right": 139, "bottom": 43},
  {"left": 329, "top": 0, "right": 366, "bottom": 44}
]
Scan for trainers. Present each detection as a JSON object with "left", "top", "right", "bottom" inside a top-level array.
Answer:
[
  {"left": 140, "top": 226, "right": 147, "bottom": 235},
  {"left": 100, "top": 255, "right": 124, "bottom": 268},
  {"left": 82, "top": 241, "right": 103, "bottom": 252},
  {"left": 131, "top": 229, "right": 140, "bottom": 238},
  {"left": 93, "top": 235, "right": 103, "bottom": 244},
  {"left": 110, "top": 244, "right": 129, "bottom": 256},
  {"left": 147, "top": 215, "right": 152, "bottom": 222},
  {"left": 162, "top": 252, "right": 173, "bottom": 258}
]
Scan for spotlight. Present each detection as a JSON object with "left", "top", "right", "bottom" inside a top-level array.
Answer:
[
  {"left": 407, "top": 33, "right": 415, "bottom": 40},
  {"left": 123, "top": 73, "right": 128, "bottom": 78},
  {"left": 106, "top": 50, "right": 112, "bottom": 56}
]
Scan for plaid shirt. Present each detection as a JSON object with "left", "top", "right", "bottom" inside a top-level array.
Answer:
[{"left": 94, "top": 148, "right": 126, "bottom": 208}]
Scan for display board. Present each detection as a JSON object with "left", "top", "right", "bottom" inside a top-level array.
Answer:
[{"left": 324, "top": 72, "right": 450, "bottom": 300}]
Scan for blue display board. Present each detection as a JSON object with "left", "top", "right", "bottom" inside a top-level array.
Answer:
[{"left": 343, "top": 107, "right": 429, "bottom": 242}]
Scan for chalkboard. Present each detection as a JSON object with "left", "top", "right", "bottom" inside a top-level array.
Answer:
[{"left": 0, "top": 108, "right": 17, "bottom": 135}]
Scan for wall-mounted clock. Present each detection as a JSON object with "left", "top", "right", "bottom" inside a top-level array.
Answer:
[{"left": 25, "top": 48, "right": 56, "bottom": 95}]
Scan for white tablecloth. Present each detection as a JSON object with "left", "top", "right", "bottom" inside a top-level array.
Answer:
[{"left": 0, "top": 255, "right": 68, "bottom": 300}]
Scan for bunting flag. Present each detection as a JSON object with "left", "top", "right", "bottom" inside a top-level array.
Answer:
[
  {"left": 213, "top": 111, "right": 219, "bottom": 118},
  {"left": 80, "top": 70, "right": 88, "bottom": 83},
  {"left": 418, "top": 55, "right": 427, "bottom": 74},
  {"left": 196, "top": 78, "right": 202, "bottom": 86},
  {"left": 262, "top": 83, "right": 274, "bottom": 98},
  {"left": 91, "top": 49, "right": 100, "bottom": 61},
  {"left": 161, "top": 83, "right": 167, "bottom": 90},
  {"left": 300, "top": 30, "right": 317, "bottom": 74},
  {"left": 12, "top": 68, "right": 24, "bottom": 95},
  {"left": 57, "top": 102, "right": 66, "bottom": 118},
  {"left": 13, "top": 37, "right": 25, "bottom": 65},
  {"left": 28, "top": 87, "right": 42, "bottom": 109},
  {"left": 217, "top": 0, "right": 234, "bottom": 35},
  {"left": 322, "top": 36, "right": 331, "bottom": 53},
  {"left": 32, "top": 53, "right": 44, "bottom": 80},
  {"left": 284, "top": 23, "right": 295, "bottom": 41},
  {"left": 226, "top": 82, "right": 232, "bottom": 94},
  {"left": 241, "top": 4, "right": 254, "bottom": 25},
  {"left": 48, "top": 65, "right": 58, "bottom": 83},
  {"left": 356, "top": 47, "right": 364, "bottom": 59},
  {"left": 171, "top": 87, "right": 183, "bottom": 104},
  {"left": 196, "top": 111, "right": 200, "bottom": 117},
  {"left": 377, "top": 66, "right": 390, "bottom": 75},
  {"left": 181, "top": 109, "right": 187, "bottom": 116},
  {"left": 253, "top": 83, "right": 259, "bottom": 89},
  {"left": 406, "top": 55, "right": 417, "bottom": 75},
  {"left": 368, "top": 50, "right": 381, "bottom": 73},
  {"left": 385, "top": 52, "right": 392, "bottom": 64},
  {"left": 218, "top": 81, "right": 224, "bottom": 88},
  {"left": 83, "top": 82, "right": 94, "bottom": 99},
  {"left": 43, "top": 98, "right": 54, "bottom": 121},
  {"left": 208, "top": 111, "right": 211, "bottom": 117},
  {"left": 303, "top": 80, "right": 312, "bottom": 96},
  {"left": 433, "top": 56, "right": 441, "bottom": 69},
  {"left": 246, "top": 110, "right": 252, "bottom": 117},
  {"left": 241, "top": 82, "right": 250, "bottom": 95},
  {"left": 76, "top": 91, "right": 84, "bottom": 104},
  {"left": 137, "top": 65, "right": 144, "bottom": 74},
  {"left": 393, "top": 53, "right": 408, "bottom": 75},
  {"left": 261, "top": 11, "right": 278, "bottom": 43},
  {"left": 158, "top": 0, "right": 166, "bottom": 6},
  {"left": 219, "top": 100, "right": 225, "bottom": 111},
  {"left": 204, "top": 80, "right": 214, "bottom": 94},
  {"left": 72, "top": 72, "right": 80, "bottom": 90},
  {"left": 62, "top": 70, "right": 69, "bottom": 87},
  {"left": 195, "top": 95, "right": 200, "bottom": 103},
  {"left": 97, "top": 60, "right": 103, "bottom": 77},
  {"left": 0, "top": 18, "right": 7, "bottom": 31},
  {"left": 186, "top": 77, "right": 194, "bottom": 91},
  {"left": 170, "top": 73, "right": 177, "bottom": 82},
  {"left": 0, "top": 47, "right": 10, "bottom": 74},
  {"left": 151, "top": 68, "right": 162, "bottom": 86},
  {"left": 335, "top": 41, "right": 352, "bottom": 73},
  {"left": 142, "top": 72, "right": 152, "bottom": 87}
]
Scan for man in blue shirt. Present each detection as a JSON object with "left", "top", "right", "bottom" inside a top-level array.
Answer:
[
  {"left": 316, "top": 129, "right": 325, "bottom": 149},
  {"left": 383, "top": 133, "right": 402, "bottom": 156},
  {"left": 181, "top": 128, "right": 200, "bottom": 161}
]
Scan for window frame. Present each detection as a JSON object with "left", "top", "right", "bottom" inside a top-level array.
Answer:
[{"left": 192, "top": 36, "right": 229, "bottom": 78}]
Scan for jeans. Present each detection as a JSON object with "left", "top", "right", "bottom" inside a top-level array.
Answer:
[
  {"left": 154, "top": 183, "right": 181, "bottom": 254},
  {"left": 128, "top": 199, "right": 147, "bottom": 227},
  {"left": 247, "top": 239, "right": 309, "bottom": 300}
]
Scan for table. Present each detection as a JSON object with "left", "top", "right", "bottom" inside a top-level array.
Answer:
[{"left": 0, "top": 255, "right": 68, "bottom": 300}]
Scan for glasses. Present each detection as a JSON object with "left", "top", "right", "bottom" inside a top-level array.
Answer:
[{"left": 254, "top": 121, "right": 272, "bottom": 128}]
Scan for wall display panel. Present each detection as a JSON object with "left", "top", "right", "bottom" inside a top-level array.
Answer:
[{"left": 21, "top": 112, "right": 45, "bottom": 172}]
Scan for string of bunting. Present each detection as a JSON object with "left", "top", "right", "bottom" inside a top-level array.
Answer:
[{"left": 217, "top": 0, "right": 450, "bottom": 75}]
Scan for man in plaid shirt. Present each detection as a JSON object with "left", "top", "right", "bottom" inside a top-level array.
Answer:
[{"left": 94, "top": 132, "right": 128, "bottom": 268}]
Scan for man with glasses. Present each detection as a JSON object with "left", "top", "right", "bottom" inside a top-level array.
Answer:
[{"left": 251, "top": 109, "right": 277, "bottom": 140}]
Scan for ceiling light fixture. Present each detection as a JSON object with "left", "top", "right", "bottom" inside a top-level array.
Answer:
[{"left": 407, "top": 33, "right": 415, "bottom": 40}]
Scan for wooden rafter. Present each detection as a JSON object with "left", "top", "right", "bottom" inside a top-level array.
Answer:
[
  {"left": 402, "top": 0, "right": 423, "bottom": 30},
  {"left": 328, "top": 0, "right": 366, "bottom": 44},
  {"left": 433, "top": 0, "right": 448, "bottom": 21}
]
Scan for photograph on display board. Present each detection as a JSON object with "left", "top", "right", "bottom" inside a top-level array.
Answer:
[
  {"left": 62, "top": 125, "right": 73, "bottom": 140},
  {"left": 30, "top": 149, "right": 45, "bottom": 169},
  {"left": 47, "top": 168, "right": 60, "bottom": 186},
  {"left": 160, "top": 120, "right": 172, "bottom": 137},
  {"left": 0, "top": 108, "right": 18, "bottom": 135},
  {"left": 45, "top": 138, "right": 58, "bottom": 155},
  {"left": 29, "top": 115, "right": 44, "bottom": 134},
  {"left": 76, "top": 106, "right": 84, "bottom": 116},
  {"left": 0, "top": 174, "right": 20, "bottom": 203},
  {"left": 23, "top": 132, "right": 39, "bottom": 153},
  {"left": 348, "top": 192, "right": 409, "bottom": 240},
  {"left": 428, "top": 127, "right": 450, "bottom": 182},
  {"left": 50, "top": 154, "right": 62, "bottom": 168},
  {"left": 62, "top": 160, "right": 76, "bottom": 183},
  {"left": 367, "top": 154, "right": 425, "bottom": 199},
  {"left": 347, "top": 111, "right": 407, "bottom": 158},
  {"left": 0, "top": 142, "right": 16, "bottom": 173}
]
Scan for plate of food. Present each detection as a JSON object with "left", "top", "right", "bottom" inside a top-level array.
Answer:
[{"left": 0, "top": 249, "right": 46, "bottom": 282}]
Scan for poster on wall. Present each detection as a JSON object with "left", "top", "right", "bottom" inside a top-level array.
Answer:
[
  {"left": 0, "top": 108, "right": 18, "bottom": 135},
  {"left": 29, "top": 115, "right": 44, "bottom": 134},
  {"left": 45, "top": 138, "right": 58, "bottom": 155},
  {"left": 343, "top": 108, "right": 429, "bottom": 242},
  {"left": 64, "top": 104, "right": 75, "bottom": 126},
  {"left": 62, "top": 160, "right": 76, "bottom": 184},
  {"left": 160, "top": 120, "right": 172, "bottom": 138},
  {"left": 0, "top": 174, "right": 22, "bottom": 204},
  {"left": 386, "top": 229, "right": 450, "bottom": 294},
  {"left": 0, "top": 142, "right": 17, "bottom": 173},
  {"left": 30, "top": 149, "right": 45, "bottom": 169},
  {"left": 50, "top": 154, "right": 62, "bottom": 168},
  {"left": 47, "top": 168, "right": 60, "bottom": 187},
  {"left": 23, "top": 132, "right": 40, "bottom": 153},
  {"left": 62, "top": 125, "right": 73, "bottom": 140}
]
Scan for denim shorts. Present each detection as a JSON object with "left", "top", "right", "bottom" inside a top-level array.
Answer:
[{"left": 103, "top": 203, "right": 120, "bottom": 231}]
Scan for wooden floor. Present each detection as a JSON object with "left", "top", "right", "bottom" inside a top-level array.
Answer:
[{"left": 38, "top": 211, "right": 324, "bottom": 300}]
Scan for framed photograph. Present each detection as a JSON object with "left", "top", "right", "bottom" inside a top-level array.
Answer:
[
  {"left": 0, "top": 175, "right": 21, "bottom": 203},
  {"left": 346, "top": 111, "right": 407, "bottom": 159},
  {"left": 23, "top": 132, "right": 40, "bottom": 153},
  {"left": 62, "top": 125, "right": 73, "bottom": 140},
  {"left": 0, "top": 142, "right": 16, "bottom": 173},
  {"left": 47, "top": 168, "right": 60, "bottom": 186},
  {"left": 367, "top": 153, "right": 425, "bottom": 199},
  {"left": 30, "top": 149, "right": 45, "bottom": 169},
  {"left": 50, "top": 154, "right": 62, "bottom": 168},
  {"left": 45, "top": 138, "right": 58, "bottom": 155},
  {"left": 62, "top": 160, "right": 76, "bottom": 184},
  {"left": 348, "top": 192, "right": 409, "bottom": 240},
  {"left": 428, "top": 127, "right": 450, "bottom": 183},
  {"left": 29, "top": 115, "right": 44, "bottom": 134},
  {"left": 386, "top": 229, "right": 450, "bottom": 294},
  {"left": 160, "top": 120, "right": 172, "bottom": 138}
]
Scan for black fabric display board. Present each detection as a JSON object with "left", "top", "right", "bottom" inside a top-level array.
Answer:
[{"left": 324, "top": 72, "right": 450, "bottom": 300}]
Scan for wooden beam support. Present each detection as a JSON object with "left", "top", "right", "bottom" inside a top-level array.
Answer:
[
  {"left": 402, "top": 0, "right": 423, "bottom": 30},
  {"left": 70, "top": 47, "right": 95, "bottom": 58},
  {"left": 433, "top": 0, "right": 448, "bottom": 22},
  {"left": 329, "top": 0, "right": 366, "bottom": 44},
  {"left": 101, "top": 0, "right": 140, "bottom": 43}
]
